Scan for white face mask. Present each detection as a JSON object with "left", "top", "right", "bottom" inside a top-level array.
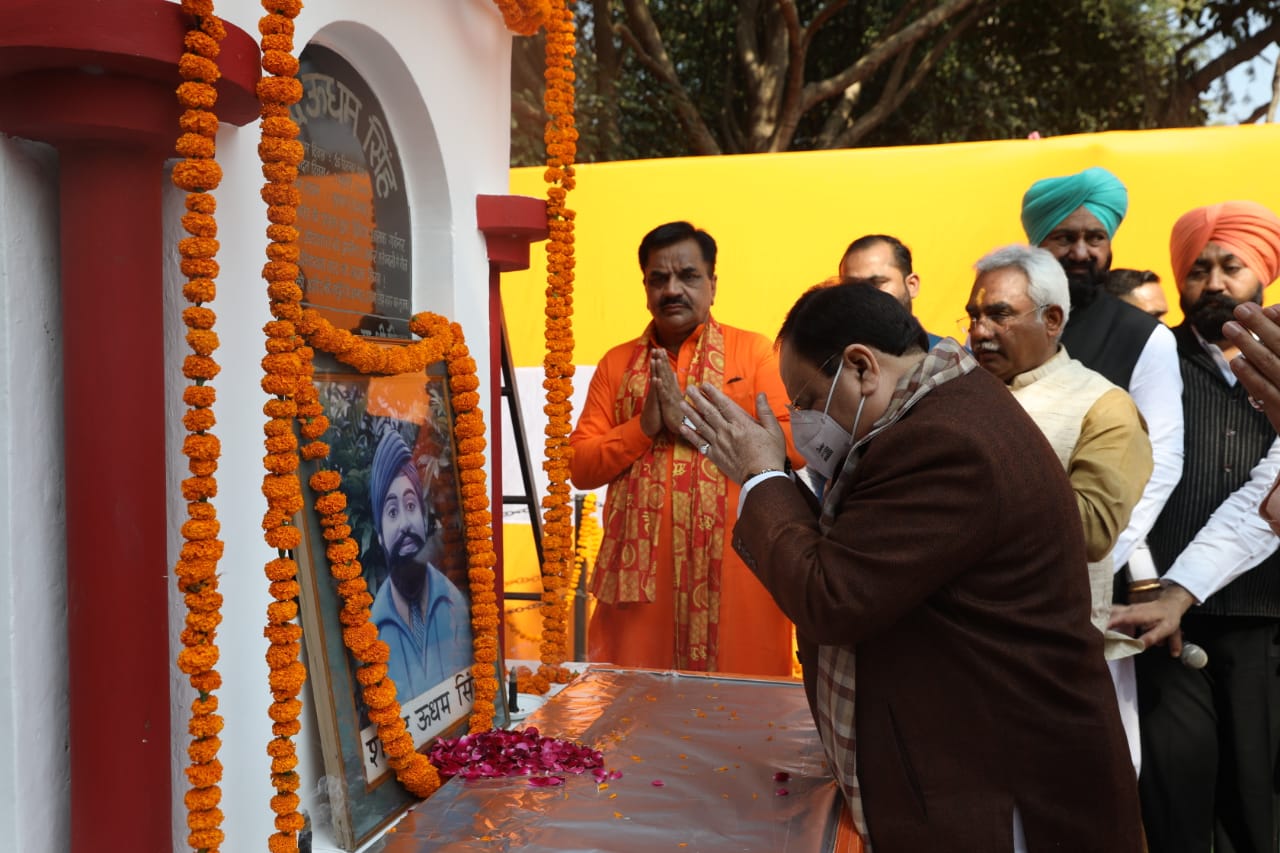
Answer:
[{"left": 790, "top": 360, "right": 866, "bottom": 481}]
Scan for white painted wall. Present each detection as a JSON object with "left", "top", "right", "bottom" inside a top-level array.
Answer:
[
  {"left": 0, "top": 1, "right": 514, "bottom": 851},
  {"left": 0, "top": 136, "right": 69, "bottom": 853}
]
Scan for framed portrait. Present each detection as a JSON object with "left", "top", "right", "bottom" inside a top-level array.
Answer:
[{"left": 297, "top": 349, "right": 495, "bottom": 850}]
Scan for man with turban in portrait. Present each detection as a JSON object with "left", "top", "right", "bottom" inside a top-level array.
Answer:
[
  {"left": 1108, "top": 201, "right": 1280, "bottom": 853},
  {"left": 368, "top": 428, "right": 473, "bottom": 703},
  {"left": 1021, "top": 167, "right": 1185, "bottom": 772}
]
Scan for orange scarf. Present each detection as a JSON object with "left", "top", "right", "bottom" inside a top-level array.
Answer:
[{"left": 591, "top": 320, "right": 728, "bottom": 670}]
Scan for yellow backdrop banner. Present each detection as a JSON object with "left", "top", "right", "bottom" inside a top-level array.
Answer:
[{"left": 505, "top": 124, "right": 1280, "bottom": 368}]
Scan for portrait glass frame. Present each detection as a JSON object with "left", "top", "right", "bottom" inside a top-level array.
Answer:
[{"left": 296, "top": 348, "right": 487, "bottom": 850}]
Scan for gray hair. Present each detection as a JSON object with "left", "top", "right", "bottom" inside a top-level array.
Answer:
[{"left": 974, "top": 244, "right": 1071, "bottom": 325}]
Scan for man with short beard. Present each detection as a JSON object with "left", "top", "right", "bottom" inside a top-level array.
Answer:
[
  {"left": 369, "top": 428, "right": 472, "bottom": 703},
  {"left": 1108, "top": 201, "right": 1280, "bottom": 853}
]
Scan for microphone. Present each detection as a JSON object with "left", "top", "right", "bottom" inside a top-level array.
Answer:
[{"left": 1180, "top": 642, "right": 1208, "bottom": 670}]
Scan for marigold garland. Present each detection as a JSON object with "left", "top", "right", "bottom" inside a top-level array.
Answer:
[
  {"left": 529, "top": 0, "right": 579, "bottom": 695},
  {"left": 172, "top": 2, "right": 228, "bottom": 851},
  {"left": 252, "top": 2, "right": 308, "bottom": 851},
  {"left": 295, "top": 312, "right": 503, "bottom": 798},
  {"left": 492, "top": 0, "right": 551, "bottom": 35}
]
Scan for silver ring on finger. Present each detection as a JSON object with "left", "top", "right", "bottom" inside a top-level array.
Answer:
[{"left": 698, "top": 442, "right": 710, "bottom": 455}]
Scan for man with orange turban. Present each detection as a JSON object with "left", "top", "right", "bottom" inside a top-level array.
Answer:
[{"left": 1108, "top": 200, "right": 1280, "bottom": 853}]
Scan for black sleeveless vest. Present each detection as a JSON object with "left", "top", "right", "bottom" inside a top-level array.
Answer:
[
  {"left": 1059, "top": 289, "right": 1159, "bottom": 390},
  {"left": 1147, "top": 323, "right": 1280, "bottom": 618}
]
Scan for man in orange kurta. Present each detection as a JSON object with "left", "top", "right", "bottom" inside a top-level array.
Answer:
[{"left": 570, "top": 221, "right": 803, "bottom": 677}]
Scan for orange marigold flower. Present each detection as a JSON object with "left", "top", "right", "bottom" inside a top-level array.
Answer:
[
  {"left": 176, "top": 81, "right": 218, "bottom": 110},
  {"left": 172, "top": 156, "right": 222, "bottom": 191},
  {"left": 181, "top": 257, "right": 220, "bottom": 281},
  {"left": 264, "top": 433, "right": 298, "bottom": 454},
  {"left": 300, "top": 440, "right": 329, "bottom": 461},
  {"left": 336, "top": 577, "right": 367, "bottom": 598},
  {"left": 264, "top": 525, "right": 301, "bottom": 550},
  {"left": 181, "top": 476, "right": 218, "bottom": 501},
  {"left": 274, "top": 811, "right": 305, "bottom": 833},
  {"left": 182, "top": 278, "right": 217, "bottom": 304},
  {"left": 188, "top": 828, "right": 225, "bottom": 850},
  {"left": 267, "top": 0, "right": 304, "bottom": 17},
  {"left": 266, "top": 599, "right": 299, "bottom": 625},
  {"left": 264, "top": 623, "right": 303, "bottom": 645},
  {"left": 260, "top": 47, "right": 301, "bottom": 79},
  {"left": 326, "top": 540, "right": 359, "bottom": 564},
  {"left": 261, "top": 32, "right": 293, "bottom": 52},
  {"left": 263, "top": 399, "right": 298, "bottom": 420},
  {"left": 266, "top": 241, "right": 300, "bottom": 263},
  {"left": 183, "top": 305, "right": 217, "bottom": 330},
  {"left": 265, "top": 204, "right": 297, "bottom": 225},
  {"left": 188, "top": 735, "right": 222, "bottom": 764},
  {"left": 266, "top": 222, "right": 299, "bottom": 244},
  {"left": 343, "top": 622, "right": 378, "bottom": 655},
  {"left": 268, "top": 697, "right": 302, "bottom": 722},
  {"left": 271, "top": 753, "right": 299, "bottom": 774},
  {"left": 176, "top": 131, "right": 216, "bottom": 159},
  {"left": 187, "top": 806, "right": 224, "bottom": 832},
  {"left": 188, "top": 713, "right": 225, "bottom": 739},
  {"left": 366, "top": 703, "right": 402, "bottom": 726},
  {"left": 272, "top": 771, "right": 302, "bottom": 793},
  {"left": 182, "top": 28, "right": 221, "bottom": 59},
  {"left": 258, "top": 13, "right": 295, "bottom": 36},
  {"left": 183, "top": 785, "right": 221, "bottom": 812},
  {"left": 268, "top": 661, "right": 306, "bottom": 696},
  {"left": 183, "top": 354, "right": 221, "bottom": 381},
  {"left": 190, "top": 670, "right": 222, "bottom": 693},
  {"left": 186, "top": 328, "right": 220, "bottom": 356},
  {"left": 268, "top": 579, "right": 301, "bottom": 601},
  {"left": 356, "top": 663, "right": 388, "bottom": 686}
]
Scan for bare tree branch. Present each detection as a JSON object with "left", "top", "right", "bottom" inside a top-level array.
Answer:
[
  {"left": 799, "top": 0, "right": 988, "bottom": 113},
  {"left": 1184, "top": 22, "right": 1280, "bottom": 98},
  {"left": 1163, "top": 20, "right": 1280, "bottom": 125},
  {"left": 617, "top": 1, "right": 722, "bottom": 155},
  {"left": 835, "top": 4, "right": 985, "bottom": 148}
]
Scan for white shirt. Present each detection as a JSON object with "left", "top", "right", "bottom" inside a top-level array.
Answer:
[
  {"left": 1109, "top": 323, "right": 1184, "bottom": 569},
  {"left": 1159, "top": 329, "right": 1280, "bottom": 602}
]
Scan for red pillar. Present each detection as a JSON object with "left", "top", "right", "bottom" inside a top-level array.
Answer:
[
  {"left": 0, "top": 3, "right": 258, "bottom": 851},
  {"left": 475, "top": 194, "right": 549, "bottom": 651}
]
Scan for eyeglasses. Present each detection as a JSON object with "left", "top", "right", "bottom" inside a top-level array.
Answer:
[
  {"left": 955, "top": 305, "right": 1046, "bottom": 336},
  {"left": 786, "top": 352, "right": 840, "bottom": 413}
]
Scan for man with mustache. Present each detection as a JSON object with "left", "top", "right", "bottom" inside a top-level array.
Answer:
[
  {"left": 1022, "top": 168, "right": 1185, "bottom": 776},
  {"left": 1021, "top": 167, "right": 1183, "bottom": 581},
  {"left": 964, "top": 244, "right": 1151, "bottom": 683},
  {"left": 1107, "top": 201, "right": 1280, "bottom": 853},
  {"left": 369, "top": 428, "right": 472, "bottom": 703},
  {"left": 570, "top": 221, "right": 804, "bottom": 675}
]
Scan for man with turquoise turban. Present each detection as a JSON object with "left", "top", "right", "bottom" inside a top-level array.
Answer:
[{"left": 1021, "top": 167, "right": 1185, "bottom": 776}]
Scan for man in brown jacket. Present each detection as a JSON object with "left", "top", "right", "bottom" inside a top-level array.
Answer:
[{"left": 680, "top": 281, "right": 1143, "bottom": 852}]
